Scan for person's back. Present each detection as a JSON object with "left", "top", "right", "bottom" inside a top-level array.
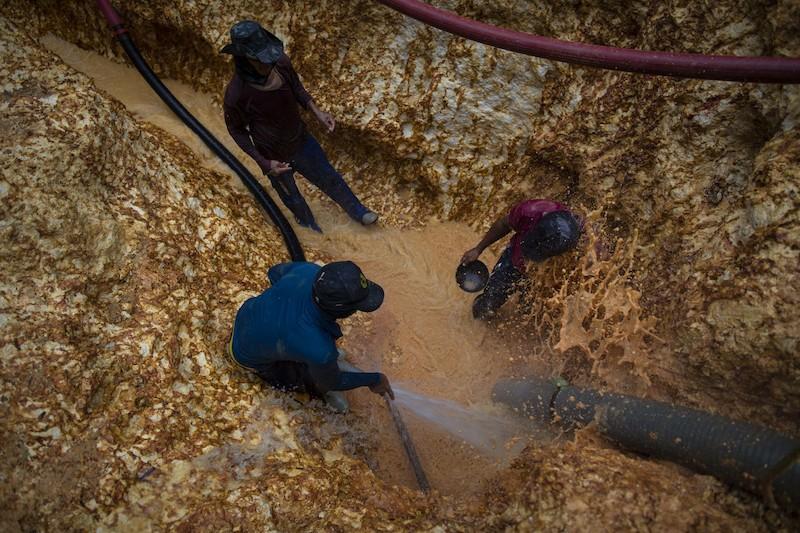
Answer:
[
  {"left": 233, "top": 262, "right": 337, "bottom": 369},
  {"left": 228, "top": 261, "right": 393, "bottom": 409}
]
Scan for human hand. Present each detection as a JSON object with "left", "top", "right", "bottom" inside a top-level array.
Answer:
[
  {"left": 460, "top": 247, "right": 481, "bottom": 265},
  {"left": 266, "top": 160, "right": 291, "bottom": 176},
  {"left": 315, "top": 110, "right": 335, "bottom": 133},
  {"left": 369, "top": 373, "right": 394, "bottom": 400}
]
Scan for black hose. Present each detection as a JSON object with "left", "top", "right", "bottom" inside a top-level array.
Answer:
[
  {"left": 491, "top": 376, "right": 558, "bottom": 424},
  {"left": 114, "top": 33, "right": 305, "bottom": 262},
  {"left": 493, "top": 377, "right": 800, "bottom": 508}
]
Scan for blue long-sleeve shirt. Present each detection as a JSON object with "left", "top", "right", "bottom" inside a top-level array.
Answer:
[{"left": 231, "top": 262, "right": 381, "bottom": 392}]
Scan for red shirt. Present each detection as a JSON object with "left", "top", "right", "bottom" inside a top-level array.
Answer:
[{"left": 507, "top": 199, "right": 570, "bottom": 270}]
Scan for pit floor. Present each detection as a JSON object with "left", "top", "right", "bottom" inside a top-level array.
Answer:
[{"left": 43, "top": 34, "right": 554, "bottom": 496}]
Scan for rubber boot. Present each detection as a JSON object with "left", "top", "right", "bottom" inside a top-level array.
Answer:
[
  {"left": 324, "top": 391, "right": 349, "bottom": 413},
  {"left": 361, "top": 211, "right": 379, "bottom": 226}
]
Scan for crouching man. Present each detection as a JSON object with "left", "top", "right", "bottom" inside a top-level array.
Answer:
[
  {"left": 460, "top": 199, "right": 581, "bottom": 320},
  {"left": 229, "top": 260, "right": 393, "bottom": 412}
]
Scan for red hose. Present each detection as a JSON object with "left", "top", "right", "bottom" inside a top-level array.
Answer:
[
  {"left": 375, "top": 0, "right": 800, "bottom": 84},
  {"left": 96, "top": 0, "right": 127, "bottom": 36}
]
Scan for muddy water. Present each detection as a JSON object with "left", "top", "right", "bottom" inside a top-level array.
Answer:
[
  {"left": 305, "top": 219, "right": 550, "bottom": 494},
  {"left": 43, "top": 35, "right": 550, "bottom": 496},
  {"left": 40, "top": 34, "right": 258, "bottom": 191}
]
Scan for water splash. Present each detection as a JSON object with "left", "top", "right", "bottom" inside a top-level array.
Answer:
[
  {"left": 508, "top": 206, "right": 667, "bottom": 393},
  {"left": 392, "top": 386, "right": 548, "bottom": 461}
]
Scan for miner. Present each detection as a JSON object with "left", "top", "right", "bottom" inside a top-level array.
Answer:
[
  {"left": 460, "top": 199, "right": 581, "bottom": 320},
  {"left": 228, "top": 260, "right": 393, "bottom": 412},
  {"left": 221, "top": 20, "right": 379, "bottom": 232}
]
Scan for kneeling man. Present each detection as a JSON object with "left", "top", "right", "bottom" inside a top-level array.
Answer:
[{"left": 229, "top": 260, "right": 393, "bottom": 411}]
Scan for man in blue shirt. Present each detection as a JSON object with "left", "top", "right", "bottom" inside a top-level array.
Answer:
[{"left": 229, "top": 260, "right": 393, "bottom": 411}]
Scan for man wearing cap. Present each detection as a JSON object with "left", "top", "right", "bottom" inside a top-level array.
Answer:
[
  {"left": 221, "top": 21, "right": 379, "bottom": 232},
  {"left": 228, "top": 260, "right": 393, "bottom": 412},
  {"left": 460, "top": 199, "right": 581, "bottom": 320}
]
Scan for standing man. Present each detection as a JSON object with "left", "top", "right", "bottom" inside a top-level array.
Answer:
[
  {"left": 228, "top": 260, "right": 393, "bottom": 412},
  {"left": 460, "top": 199, "right": 581, "bottom": 320},
  {"left": 221, "top": 21, "right": 378, "bottom": 232}
]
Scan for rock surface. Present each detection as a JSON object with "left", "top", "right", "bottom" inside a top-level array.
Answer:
[
  {"left": 1, "top": 0, "right": 799, "bottom": 530},
  {"left": 6, "top": 0, "right": 796, "bottom": 430},
  {"left": 0, "top": 16, "right": 439, "bottom": 531}
]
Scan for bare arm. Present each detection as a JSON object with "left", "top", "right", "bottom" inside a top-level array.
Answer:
[{"left": 461, "top": 214, "right": 512, "bottom": 264}]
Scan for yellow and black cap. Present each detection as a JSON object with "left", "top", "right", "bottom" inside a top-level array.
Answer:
[{"left": 313, "top": 261, "right": 384, "bottom": 314}]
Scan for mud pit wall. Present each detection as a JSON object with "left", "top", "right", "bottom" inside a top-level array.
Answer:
[
  {"left": 1, "top": 0, "right": 799, "bottom": 531},
  {"left": 0, "top": 16, "right": 455, "bottom": 531},
  {"left": 6, "top": 0, "right": 797, "bottom": 431}
]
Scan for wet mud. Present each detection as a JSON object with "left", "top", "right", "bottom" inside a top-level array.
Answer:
[
  {"left": 0, "top": 13, "right": 791, "bottom": 529},
  {"left": 41, "top": 35, "right": 552, "bottom": 496}
]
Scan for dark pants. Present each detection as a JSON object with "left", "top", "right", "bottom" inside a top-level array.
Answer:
[
  {"left": 472, "top": 247, "right": 527, "bottom": 320},
  {"left": 228, "top": 335, "right": 324, "bottom": 398},
  {"left": 269, "top": 133, "right": 368, "bottom": 228},
  {"left": 253, "top": 361, "right": 324, "bottom": 399}
]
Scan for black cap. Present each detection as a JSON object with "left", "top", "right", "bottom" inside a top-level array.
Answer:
[
  {"left": 220, "top": 21, "right": 284, "bottom": 64},
  {"left": 521, "top": 211, "right": 580, "bottom": 261},
  {"left": 313, "top": 261, "right": 384, "bottom": 314}
]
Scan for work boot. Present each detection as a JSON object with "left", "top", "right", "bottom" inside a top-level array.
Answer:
[
  {"left": 324, "top": 391, "right": 349, "bottom": 413},
  {"left": 361, "top": 211, "right": 379, "bottom": 226}
]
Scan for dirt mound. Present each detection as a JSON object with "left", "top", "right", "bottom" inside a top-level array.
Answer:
[{"left": 1, "top": 1, "right": 798, "bottom": 529}]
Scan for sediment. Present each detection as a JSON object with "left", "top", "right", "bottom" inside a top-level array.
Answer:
[{"left": 1, "top": 1, "right": 798, "bottom": 530}]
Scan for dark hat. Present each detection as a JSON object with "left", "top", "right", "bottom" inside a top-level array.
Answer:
[
  {"left": 521, "top": 211, "right": 580, "bottom": 262},
  {"left": 313, "top": 261, "right": 384, "bottom": 314},
  {"left": 220, "top": 20, "right": 284, "bottom": 64}
]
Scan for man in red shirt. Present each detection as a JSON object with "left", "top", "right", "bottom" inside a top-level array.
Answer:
[
  {"left": 221, "top": 21, "right": 378, "bottom": 232},
  {"left": 460, "top": 199, "right": 581, "bottom": 320}
]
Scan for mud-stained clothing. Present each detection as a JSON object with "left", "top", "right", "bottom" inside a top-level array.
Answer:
[
  {"left": 472, "top": 247, "right": 527, "bottom": 320},
  {"left": 230, "top": 262, "right": 380, "bottom": 395},
  {"left": 472, "top": 199, "right": 579, "bottom": 319},
  {"left": 223, "top": 55, "right": 369, "bottom": 227},
  {"left": 267, "top": 135, "right": 369, "bottom": 227}
]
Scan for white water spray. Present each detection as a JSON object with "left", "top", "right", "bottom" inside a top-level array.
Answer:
[{"left": 392, "top": 386, "right": 549, "bottom": 461}]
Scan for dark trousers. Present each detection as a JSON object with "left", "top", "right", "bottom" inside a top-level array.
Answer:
[
  {"left": 253, "top": 361, "right": 324, "bottom": 399},
  {"left": 269, "top": 133, "right": 368, "bottom": 227},
  {"left": 228, "top": 335, "right": 324, "bottom": 398},
  {"left": 472, "top": 247, "right": 527, "bottom": 320}
]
